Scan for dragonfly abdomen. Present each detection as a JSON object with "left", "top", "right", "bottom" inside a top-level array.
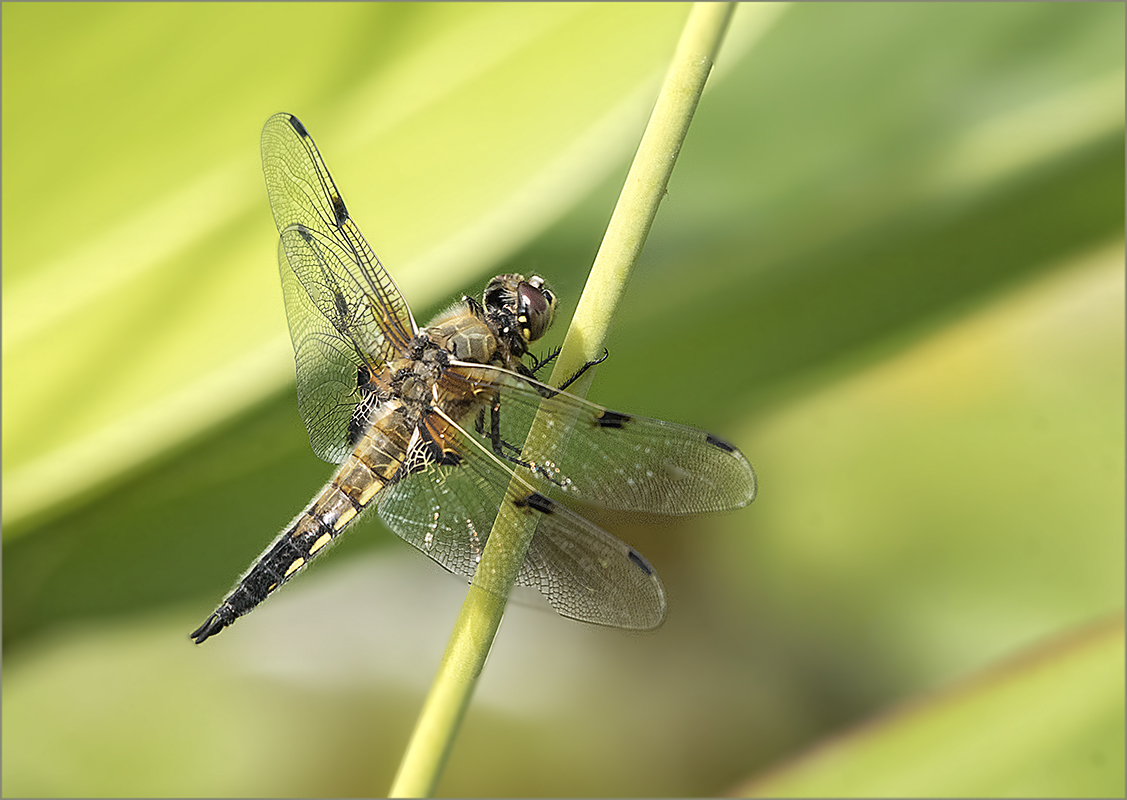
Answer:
[
  {"left": 188, "top": 485, "right": 357, "bottom": 643},
  {"left": 190, "top": 418, "right": 413, "bottom": 644}
]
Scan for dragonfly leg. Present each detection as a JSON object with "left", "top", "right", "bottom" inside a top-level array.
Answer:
[
  {"left": 555, "top": 348, "right": 609, "bottom": 392},
  {"left": 483, "top": 395, "right": 572, "bottom": 490},
  {"left": 525, "top": 345, "right": 561, "bottom": 375}
]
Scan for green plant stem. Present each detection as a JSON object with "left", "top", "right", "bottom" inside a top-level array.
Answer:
[{"left": 388, "top": 4, "right": 736, "bottom": 797}]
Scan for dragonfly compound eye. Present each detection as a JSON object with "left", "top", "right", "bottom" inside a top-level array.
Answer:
[{"left": 518, "top": 276, "right": 556, "bottom": 343}]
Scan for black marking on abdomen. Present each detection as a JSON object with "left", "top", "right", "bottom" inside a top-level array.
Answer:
[
  {"left": 705, "top": 433, "right": 737, "bottom": 453},
  {"left": 596, "top": 410, "right": 631, "bottom": 429},
  {"left": 191, "top": 493, "right": 353, "bottom": 645},
  {"left": 293, "top": 512, "right": 334, "bottom": 542},
  {"left": 190, "top": 533, "right": 305, "bottom": 644},
  {"left": 515, "top": 492, "right": 555, "bottom": 514},
  {"left": 342, "top": 490, "right": 363, "bottom": 511},
  {"left": 255, "top": 536, "right": 305, "bottom": 587}
]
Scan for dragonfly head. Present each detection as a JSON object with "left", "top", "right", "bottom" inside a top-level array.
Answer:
[{"left": 484, "top": 273, "right": 557, "bottom": 350}]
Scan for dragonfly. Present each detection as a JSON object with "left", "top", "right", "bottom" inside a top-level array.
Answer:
[{"left": 191, "top": 113, "right": 756, "bottom": 644}]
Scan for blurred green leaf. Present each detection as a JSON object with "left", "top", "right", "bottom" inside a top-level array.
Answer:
[
  {"left": 2, "top": 1, "right": 693, "bottom": 532},
  {"left": 738, "top": 614, "right": 1125, "bottom": 798}
]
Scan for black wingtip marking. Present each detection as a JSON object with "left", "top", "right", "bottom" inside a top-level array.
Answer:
[
  {"left": 597, "top": 410, "right": 632, "bottom": 429},
  {"left": 287, "top": 115, "right": 308, "bottom": 137},
  {"left": 706, "top": 433, "right": 737, "bottom": 453},
  {"left": 515, "top": 492, "right": 555, "bottom": 515},
  {"left": 627, "top": 549, "right": 654, "bottom": 576},
  {"left": 331, "top": 193, "right": 349, "bottom": 226}
]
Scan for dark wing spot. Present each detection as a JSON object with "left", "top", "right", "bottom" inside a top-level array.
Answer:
[
  {"left": 596, "top": 410, "right": 632, "bottom": 429},
  {"left": 288, "top": 115, "right": 309, "bottom": 137},
  {"left": 348, "top": 392, "right": 378, "bottom": 448},
  {"left": 515, "top": 492, "right": 555, "bottom": 515},
  {"left": 395, "top": 422, "right": 465, "bottom": 477},
  {"left": 331, "top": 193, "right": 349, "bottom": 226},
  {"left": 627, "top": 549, "right": 655, "bottom": 576},
  {"left": 437, "top": 450, "right": 462, "bottom": 468},
  {"left": 705, "top": 433, "right": 737, "bottom": 453},
  {"left": 333, "top": 290, "right": 349, "bottom": 322}
]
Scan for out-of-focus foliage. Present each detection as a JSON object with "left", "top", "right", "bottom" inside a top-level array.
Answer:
[
  {"left": 2, "top": 2, "right": 694, "bottom": 532},
  {"left": 3, "top": 3, "right": 1123, "bottom": 797},
  {"left": 738, "top": 614, "right": 1125, "bottom": 797}
]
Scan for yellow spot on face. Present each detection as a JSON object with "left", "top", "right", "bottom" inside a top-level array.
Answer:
[
  {"left": 334, "top": 506, "right": 358, "bottom": 530},
  {"left": 284, "top": 557, "right": 306, "bottom": 577},
  {"left": 309, "top": 532, "right": 333, "bottom": 554}
]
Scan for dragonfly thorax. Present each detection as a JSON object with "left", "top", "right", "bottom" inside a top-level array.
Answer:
[
  {"left": 385, "top": 336, "right": 451, "bottom": 407},
  {"left": 425, "top": 306, "right": 498, "bottom": 364}
]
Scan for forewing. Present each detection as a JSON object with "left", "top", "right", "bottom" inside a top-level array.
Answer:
[
  {"left": 262, "top": 112, "right": 418, "bottom": 460},
  {"left": 441, "top": 363, "right": 757, "bottom": 515},
  {"left": 277, "top": 239, "right": 366, "bottom": 462},
  {"left": 375, "top": 411, "right": 666, "bottom": 629}
]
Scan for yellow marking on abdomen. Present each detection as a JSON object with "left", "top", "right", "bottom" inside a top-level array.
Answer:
[
  {"left": 284, "top": 557, "right": 305, "bottom": 578},
  {"left": 334, "top": 505, "right": 358, "bottom": 530},
  {"left": 309, "top": 532, "right": 333, "bottom": 554},
  {"left": 357, "top": 476, "right": 386, "bottom": 505}
]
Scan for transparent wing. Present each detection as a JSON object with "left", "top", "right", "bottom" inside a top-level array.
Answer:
[
  {"left": 262, "top": 112, "right": 418, "bottom": 461},
  {"left": 440, "top": 362, "right": 757, "bottom": 515},
  {"left": 376, "top": 410, "right": 666, "bottom": 629},
  {"left": 276, "top": 238, "right": 367, "bottom": 462}
]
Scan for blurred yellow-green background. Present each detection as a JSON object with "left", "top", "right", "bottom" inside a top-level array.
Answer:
[{"left": 3, "top": 3, "right": 1123, "bottom": 797}]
